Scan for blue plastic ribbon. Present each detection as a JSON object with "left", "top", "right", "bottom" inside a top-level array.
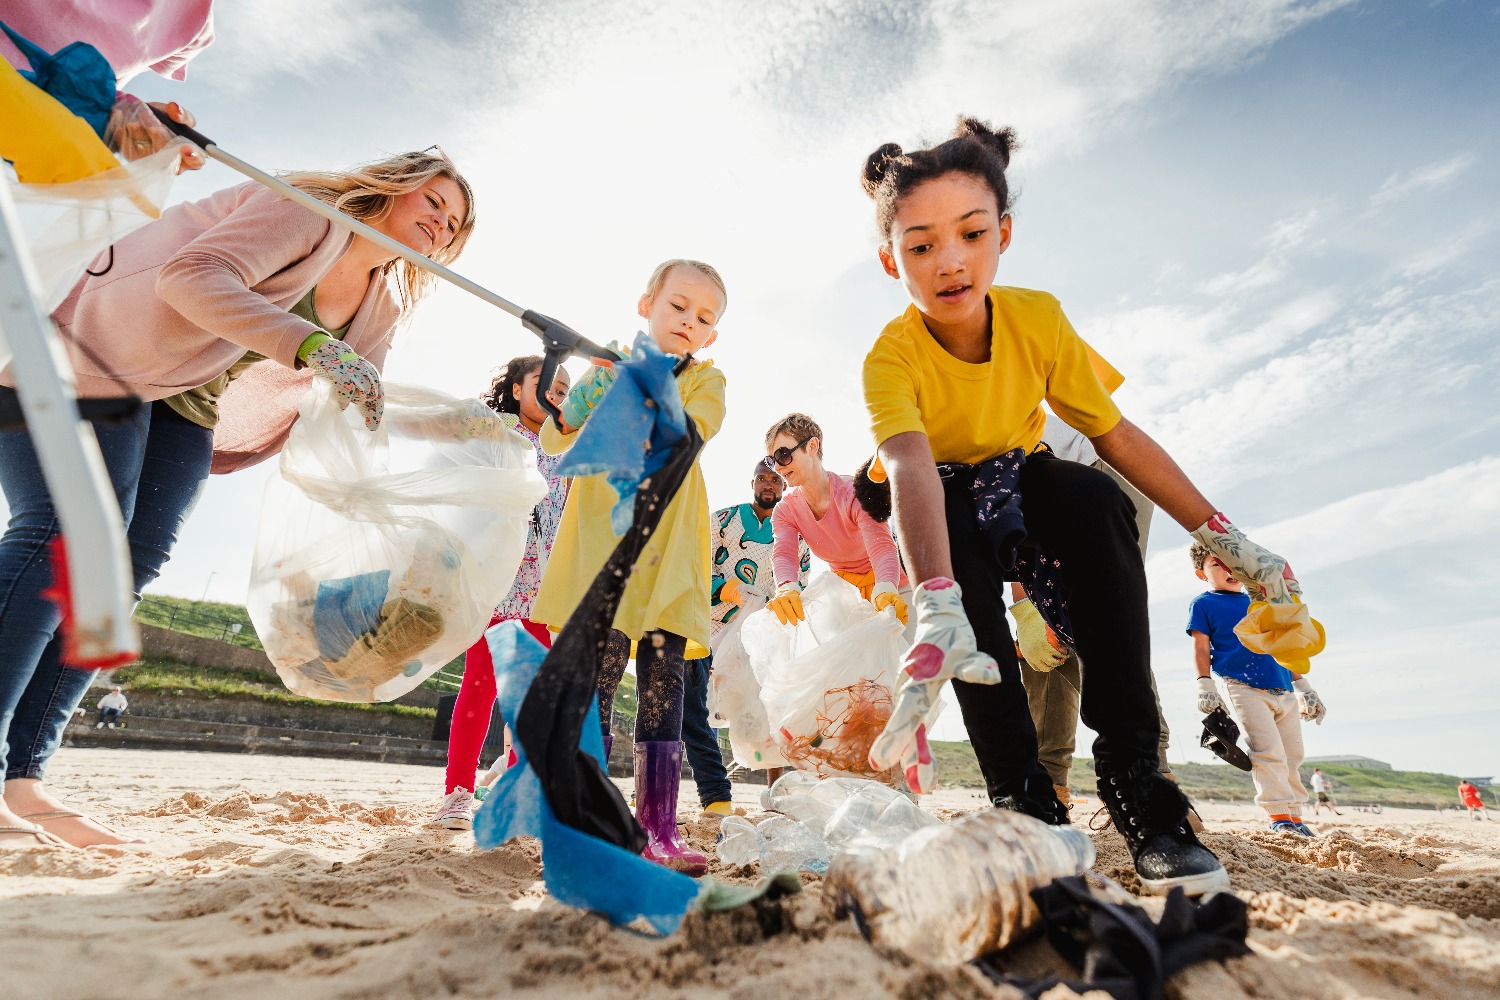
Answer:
[
  {"left": 556, "top": 332, "right": 688, "bottom": 535},
  {"left": 472, "top": 622, "right": 701, "bottom": 934}
]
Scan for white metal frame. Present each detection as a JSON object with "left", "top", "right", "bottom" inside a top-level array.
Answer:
[{"left": 0, "top": 179, "right": 138, "bottom": 664}]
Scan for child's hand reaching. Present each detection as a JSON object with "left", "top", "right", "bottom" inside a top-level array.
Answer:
[
  {"left": 1196, "top": 676, "right": 1225, "bottom": 714},
  {"left": 1293, "top": 678, "right": 1326, "bottom": 724},
  {"left": 869, "top": 578, "right": 1000, "bottom": 793},
  {"left": 559, "top": 341, "right": 627, "bottom": 430}
]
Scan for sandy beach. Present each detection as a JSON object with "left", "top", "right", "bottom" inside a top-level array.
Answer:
[{"left": 2, "top": 748, "right": 1497, "bottom": 999}]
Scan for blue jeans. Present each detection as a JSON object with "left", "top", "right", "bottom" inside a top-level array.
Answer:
[
  {"left": 0, "top": 401, "right": 212, "bottom": 780},
  {"left": 682, "top": 654, "right": 731, "bottom": 807}
]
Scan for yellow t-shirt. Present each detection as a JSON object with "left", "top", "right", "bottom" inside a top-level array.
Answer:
[{"left": 863, "top": 286, "right": 1123, "bottom": 465}]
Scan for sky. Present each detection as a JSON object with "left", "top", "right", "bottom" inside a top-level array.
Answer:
[{"left": 89, "top": 0, "right": 1500, "bottom": 777}]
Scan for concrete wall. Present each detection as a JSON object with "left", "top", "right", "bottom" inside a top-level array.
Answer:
[{"left": 117, "top": 691, "right": 437, "bottom": 740}]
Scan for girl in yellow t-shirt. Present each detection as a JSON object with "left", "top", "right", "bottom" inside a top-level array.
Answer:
[
  {"left": 859, "top": 118, "right": 1312, "bottom": 898},
  {"left": 531, "top": 259, "right": 727, "bottom": 877}
]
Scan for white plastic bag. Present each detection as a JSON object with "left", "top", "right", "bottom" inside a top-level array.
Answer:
[
  {"left": 247, "top": 381, "right": 546, "bottom": 702},
  {"left": 740, "top": 573, "right": 940, "bottom": 784},
  {"left": 708, "top": 584, "right": 790, "bottom": 770}
]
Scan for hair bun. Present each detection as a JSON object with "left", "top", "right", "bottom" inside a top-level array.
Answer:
[
  {"left": 861, "top": 142, "right": 905, "bottom": 197},
  {"left": 953, "top": 117, "right": 1018, "bottom": 169}
]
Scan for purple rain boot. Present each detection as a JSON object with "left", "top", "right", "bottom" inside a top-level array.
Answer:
[
  {"left": 633, "top": 741, "right": 707, "bottom": 876},
  {"left": 602, "top": 731, "right": 614, "bottom": 770}
]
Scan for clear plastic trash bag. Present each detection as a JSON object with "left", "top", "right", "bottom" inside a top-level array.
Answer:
[
  {"left": 740, "top": 573, "right": 941, "bottom": 785},
  {"left": 706, "top": 584, "right": 791, "bottom": 770},
  {"left": 247, "top": 381, "right": 546, "bottom": 702}
]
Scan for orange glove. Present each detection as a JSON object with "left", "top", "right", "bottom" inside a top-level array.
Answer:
[
  {"left": 718, "top": 577, "right": 743, "bottom": 607},
  {"left": 767, "top": 584, "right": 805, "bottom": 626},
  {"left": 834, "top": 568, "right": 876, "bottom": 600},
  {"left": 870, "top": 581, "right": 908, "bottom": 625}
]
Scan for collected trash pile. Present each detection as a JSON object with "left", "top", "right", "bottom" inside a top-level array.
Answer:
[
  {"left": 248, "top": 382, "right": 546, "bottom": 702},
  {"left": 717, "top": 573, "right": 937, "bottom": 785}
]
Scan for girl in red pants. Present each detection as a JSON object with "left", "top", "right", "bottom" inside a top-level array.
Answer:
[{"left": 431, "top": 356, "right": 570, "bottom": 830}]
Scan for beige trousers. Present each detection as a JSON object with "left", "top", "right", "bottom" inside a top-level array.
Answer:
[
  {"left": 1021, "top": 459, "right": 1173, "bottom": 786},
  {"left": 1216, "top": 677, "right": 1307, "bottom": 816}
]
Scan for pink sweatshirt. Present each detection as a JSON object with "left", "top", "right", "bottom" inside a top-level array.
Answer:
[
  {"left": 771, "top": 473, "right": 905, "bottom": 589},
  {"left": 1, "top": 182, "right": 402, "bottom": 473},
  {"left": 0, "top": 0, "right": 214, "bottom": 84}
]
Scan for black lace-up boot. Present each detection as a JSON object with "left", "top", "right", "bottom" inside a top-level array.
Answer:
[
  {"left": 990, "top": 768, "right": 1070, "bottom": 826},
  {"left": 1097, "top": 757, "right": 1228, "bottom": 895}
]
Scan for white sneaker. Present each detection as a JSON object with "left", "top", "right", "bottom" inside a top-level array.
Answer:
[
  {"left": 107, "top": 723, "right": 116, "bottom": 729},
  {"left": 96, "top": 722, "right": 104, "bottom": 729},
  {"left": 430, "top": 788, "right": 474, "bottom": 830}
]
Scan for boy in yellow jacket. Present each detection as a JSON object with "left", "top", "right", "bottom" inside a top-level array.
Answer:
[{"left": 531, "top": 259, "right": 727, "bottom": 876}]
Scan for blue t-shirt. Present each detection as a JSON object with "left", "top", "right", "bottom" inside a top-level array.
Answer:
[{"left": 1186, "top": 589, "right": 1295, "bottom": 691}]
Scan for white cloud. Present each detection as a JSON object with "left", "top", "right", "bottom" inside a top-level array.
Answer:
[{"left": 1370, "top": 153, "right": 1477, "bottom": 209}]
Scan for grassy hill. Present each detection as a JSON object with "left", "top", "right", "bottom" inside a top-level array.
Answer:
[
  {"left": 110, "top": 657, "right": 434, "bottom": 718},
  {"left": 924, "top": 743, "right": 1485, "bottom": 810}
]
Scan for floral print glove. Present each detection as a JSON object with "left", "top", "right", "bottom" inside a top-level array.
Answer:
[
  {"left": 302, "top": 339, "right": 383, "bottom": 431},
  {"left": 868, "top": 578, "right": 1000, "bottom": 793}
]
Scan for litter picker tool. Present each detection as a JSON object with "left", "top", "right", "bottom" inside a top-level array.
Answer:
[{"left": 149, "top": 109, "right": 628, "bottom": 420}]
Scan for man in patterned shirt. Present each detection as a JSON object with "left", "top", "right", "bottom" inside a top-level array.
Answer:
[{"left": 684, "top": 461, "right": 809, "bottom": 814}]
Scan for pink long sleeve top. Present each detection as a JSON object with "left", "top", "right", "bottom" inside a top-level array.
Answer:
[{"left": 771, "top": 473, "right": 906, "bottom": 590}]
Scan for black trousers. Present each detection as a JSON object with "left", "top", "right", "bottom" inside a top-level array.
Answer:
[
  {"left": 945, "top": 451, "right": 1159, "bottom": 794},
  {"left": 596, "top": 628, "right": 687, "bottom": 744}
]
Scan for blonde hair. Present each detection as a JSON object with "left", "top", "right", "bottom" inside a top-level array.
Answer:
[
  {"left": 764, "top": 412, "right": 822, "bottom": 452},
  {"left": 282, "top": 151, "right": 476, "bottom": 316},
  {"left": 643, "top": 258, "right": 729, "bottom": 313}
]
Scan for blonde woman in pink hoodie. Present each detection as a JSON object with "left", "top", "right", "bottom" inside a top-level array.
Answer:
[{"left": 0, "top": 151, "right": 475, "bottom": 847}]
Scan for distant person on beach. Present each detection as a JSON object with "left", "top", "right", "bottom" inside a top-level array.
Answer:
[
  {"left": 1309, "top": 767, "right": 1341, "bottom": 816},
  {"left": 531, "top": 259, "right": 728, "bottom": 876},
  {"left": 1190, "top": 544, "right": 1327, "bottom": 837},
  {"left": 95, "top": 687, "right": 127, "bottom": 729},
  {"left": 685, "top": 460, "right": 811, "bottom": 814},
  {"left": 1458, "top": 780, "right": 1488, "bottom": 821},
  {"left": 431, "top": 356, "right": 570, "bottom": 832}
]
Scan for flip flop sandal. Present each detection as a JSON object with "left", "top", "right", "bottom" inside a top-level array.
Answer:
[
  {"left": 0, "top": 824, "right": 71, "bottom": 848},
  {"left": 1200, "top": 707, "right": 1253, "bottom": 771},
  {"left": 21, "top": 809, "right": 146, "bottom": 845}
]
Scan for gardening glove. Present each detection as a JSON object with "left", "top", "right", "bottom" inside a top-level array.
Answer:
[
  {"left": 300, "top": 336, "right": 383, "bottom": 431},
  {"left": 1192, "top": 512, "right": 1325, "bottom": 670},
  {"left": 1196, "top": 676, "right": 1225, "bottom": 715},
  {"left": 870, "top": 581, "right": 908, "bottom": 625},
  {"left": 718, "top": 577, "right": 743, "bottom": 607},
  {"left": 1010, "top": 597, "right": 1070, "bottom": 672},
  {"left": 834, "top": 568, "right": 876, "bottom": 599},
  {"left": 869, "top": 578, "right": 1001, "bottom": 793},
  {"left": 1233, "top": 595, "right": 1327, "bottom": 675},
  {"left": 767, "top": 583, "right": 804, "bottom": 626},
  {"left": 1293, "top": 677, "right": 1326, "bottom": 725},
  {"left": 559, "top": 340, "right": 627, "bottom": 429}
]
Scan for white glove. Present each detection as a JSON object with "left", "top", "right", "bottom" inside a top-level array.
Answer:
[
  {"left": 1197, "top": 676, "right": 1225, "bottom": 714},
  {"left": 869, "top": 578, "right": 1000, "bottom": 793},
  {"left": 1293, "top": 677, "right": 1326, "bottom": 725}
]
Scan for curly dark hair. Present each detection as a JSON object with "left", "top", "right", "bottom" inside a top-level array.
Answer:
[
  {"left": 852, "top": 456, "right": 892, "bottom": 524},
  {"left": 861, "top": 116, "right": 1020, "bottom": 247},
  {"left": 481, "top": 355, "right": 545, "bottom": 415}
]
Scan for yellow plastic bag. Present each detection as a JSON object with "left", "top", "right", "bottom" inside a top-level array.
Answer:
[{"left": 1233, "top": 596, "right": 1326, "bottom": 675}]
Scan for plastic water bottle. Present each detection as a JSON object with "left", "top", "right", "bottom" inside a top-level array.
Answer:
[
  {"left": 824, "top": 809, "right": 1096, "bottom": 965},
  {"left": 716, "top": 815, "right": 761, "bottom": 867}
]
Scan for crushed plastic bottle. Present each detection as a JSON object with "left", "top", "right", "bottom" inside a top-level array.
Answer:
[
  {"left": 825, "top": 809, "right": 1096, "bottom": 965},
  {"left": 763, "top": 771, "right": 940, "bottom": 851},
  {"left": 715, "top": 813, "right": 830, "bottom": 873},
  {"left": 716, "top": 815, "right": 762, "bottom": 867}
]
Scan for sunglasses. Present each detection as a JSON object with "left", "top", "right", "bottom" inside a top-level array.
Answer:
[{"left": 763, "top": 438, "right": 811, "bottom": 469}]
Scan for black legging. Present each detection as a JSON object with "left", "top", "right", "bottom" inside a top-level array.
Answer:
[
  {"left": 596, "top": 628, "right": 688, "bottom": 743},
  {"left": 945, "top": 451, "right": 1160, "bottom": 794}
]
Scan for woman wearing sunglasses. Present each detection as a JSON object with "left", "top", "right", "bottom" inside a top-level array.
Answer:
[{"left": 763, "top": 413, "right": 908, "bottom": 626}]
